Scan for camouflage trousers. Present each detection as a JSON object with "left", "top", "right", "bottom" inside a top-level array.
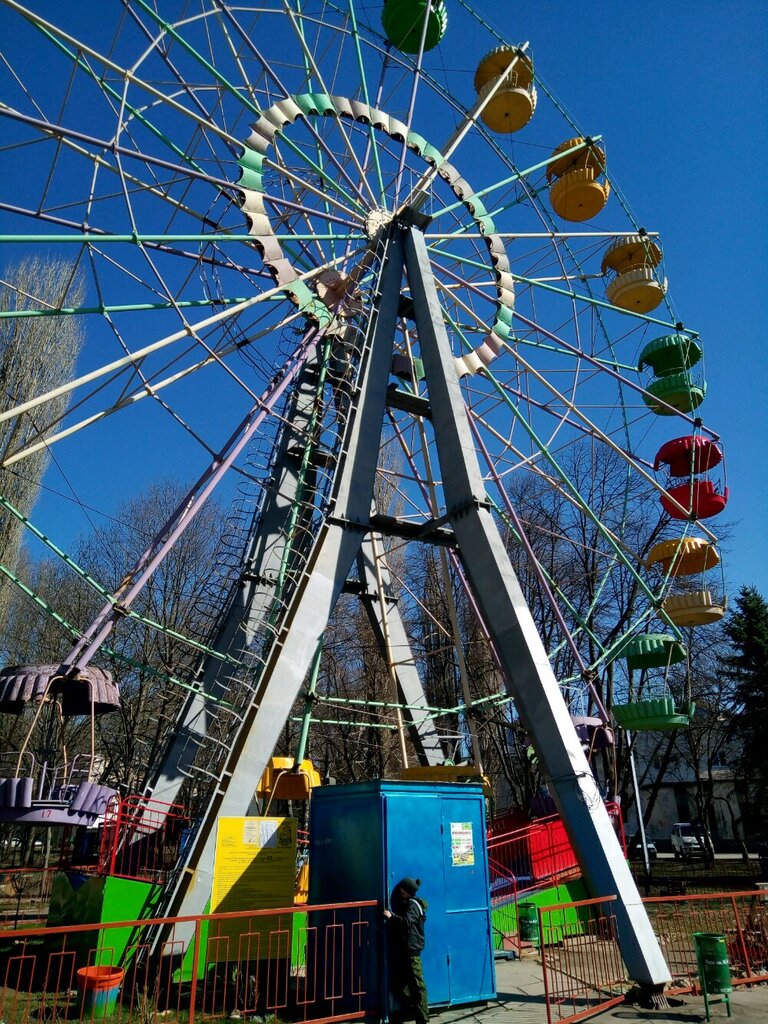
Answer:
[{"left": 391, "top": 953, "right": 429, "bottom": 1024}]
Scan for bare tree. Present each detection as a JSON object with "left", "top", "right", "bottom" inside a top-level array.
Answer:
[
  {"left": 80, "top": 481, "right": 230, "bottom": 792},
  {"left": 0, "top": 480, "right": 229, "bottom": 794},
  {"left": 310, "top": 593, "right": 404, "bottom": 784}
]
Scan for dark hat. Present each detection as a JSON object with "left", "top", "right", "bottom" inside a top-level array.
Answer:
[{"left": 396, "top": 877, "right": 421, "bottom": 896}]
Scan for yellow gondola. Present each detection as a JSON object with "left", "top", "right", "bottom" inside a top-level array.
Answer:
[
  {"left": 474, "top": 47, "right": 536, "bottom": 133},
  {"left": 547, "top": 138, "right": 610, "bottom": 221},
  {"left": 646, "top": 537, "right": 720, "bottom": 577},
  {"left": 658, "top": 591, "right": 727, "bottom": 627},
  {"left": 257, "top": 756, "right": 322, "bottom": 802},
  {"left": 602, "top": 234, "right": 666, "bottom": 312}
]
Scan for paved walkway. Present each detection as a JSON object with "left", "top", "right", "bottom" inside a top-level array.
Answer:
[{"left": 435, "top": 955, "right": 768, "bottom": 1024}]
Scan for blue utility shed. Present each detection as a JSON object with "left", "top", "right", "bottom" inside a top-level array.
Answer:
[{"left": 308, "top": 780, "right": 495, "bottom": 1013}]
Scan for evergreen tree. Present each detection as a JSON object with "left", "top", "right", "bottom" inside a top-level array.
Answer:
[{"left": 722, "top": 585, "right": 768, "bottom": 833}]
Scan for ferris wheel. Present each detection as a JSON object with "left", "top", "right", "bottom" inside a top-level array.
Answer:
[
  {"left": 0, "top": 1, "right": 725, "bottom": 982},
  {"left": 0, "top": 0, "right": 726, "bottom": 750}
]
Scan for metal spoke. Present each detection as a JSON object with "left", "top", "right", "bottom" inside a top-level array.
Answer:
[
  {"left": 0, "top": 252, "right": 355, "bottom": 426},
  {"left": 281, "top": 0, "right": 378, "bottom": 209},
  {"left": 131, "top": 0, "right": 369, "bottom": 215}
]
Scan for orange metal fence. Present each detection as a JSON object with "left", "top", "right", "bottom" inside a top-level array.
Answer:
[
  {"left": 0, "top": 899, "right": 379, "bottom": 1024},
  {"left": 0, "top": 868, "right": 765, "bottom": 1024},
  {"left": 644, "top": 890, "right": 768, "bottom": 991},
  {"left": 539, "top": 895, "right": 628, "bottom": 1024}
]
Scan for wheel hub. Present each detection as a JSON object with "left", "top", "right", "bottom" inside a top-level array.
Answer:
[{"left": 365, "top": 206, "right": 394, "bottom": 240}]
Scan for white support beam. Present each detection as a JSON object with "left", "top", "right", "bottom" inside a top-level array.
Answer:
[{"left": 403, "top": 225, "right": 670, "bottom": 994}]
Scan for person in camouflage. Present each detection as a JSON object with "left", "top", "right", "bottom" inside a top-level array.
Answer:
[{"left": 384, "top": 877, "right": 429, "bottom": 1024}]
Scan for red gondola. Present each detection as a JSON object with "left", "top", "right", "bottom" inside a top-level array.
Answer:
[
  {"left": 654, "top": 435, "right": 722, "bottom": 475},
  {"left": 654, "top": 436, "right": 728, "bottom": 520}
]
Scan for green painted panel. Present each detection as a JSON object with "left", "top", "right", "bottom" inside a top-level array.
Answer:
[
  {"left": 308, "top": 93, "right": 336, "bottom": 116},
  {"left": 291, "top": 910, "right": 307, "bottom": 967},
  {"left": 237, "top": 150, "right": 265, "bottom": 192},
  {"left": 174, "top": 899, "right": 211, "bottom": 983},
  {"left": 44, "top": 873, "right": 106, "bottom": 966},
  {"left": 45, "top": 873, "right": 161, "bottom": 969},
  {"left": 303, "top": 298, "right": 334, "bottom": 328},
  {"left": 294, "top": 94, "right": 320, "bottom": 116},
  {"left": 421, "top": 143, "right": 445, "bottom": 167},
  {"left": 288, "top": 279, "right": 314, "bottom": 309},
  {"left": 47, "top": 872, "right": 106, "bottom": 930},
  {"left": 496, "top": 304, "right": 514, "bottom": 327},
  {"left": 97, "top": 876, "right": 163, "bottom": 967},
  {"left": 467, "top": 196, "right": 489, "bottom": 219},
  {"left": 237, "top": 166, "right": 264, "bottom": 192},
  {"left": 406, "top": 131, "right": 428, "bottom": 155},
  {"left": 491, "top": 877, "right": 590, "bottom": 950},
  {"left": 491, "top": 315, "right": 511, "bottom": 341}
]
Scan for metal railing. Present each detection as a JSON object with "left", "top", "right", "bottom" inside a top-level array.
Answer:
[
  {"left": 539, "top": 889, "right": 768, "bottom": 1024},
  {"left": 539, "top": 895, "right": 627, "bottom": 1024},
  {"left": 487, "top": 803, "right": 624, "bottom": 900},
  {"left": 487, "top": 813, "right": 581, "bottom": 899},
  {"left": 486, "top": 805, "right": 623, "bottom": 955},
  {"left": 0, "top": 899, "right": 379, "bottom": 1024},
  {"left": 98, "top": 795, "right": 190, "bottom": 883},
  {"left": 644, "top": 890, "right": 768, "bottom": 991}
]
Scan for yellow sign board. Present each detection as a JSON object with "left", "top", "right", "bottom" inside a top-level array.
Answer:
[{"left": 209, "top": 817, "right": 296, "bottom": 963}]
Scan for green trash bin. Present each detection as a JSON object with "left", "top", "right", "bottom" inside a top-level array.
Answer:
[
  {"left": 693, "top": 933, "right": 731, "bottom": 1020},
  {"left": 518, "top": 902, "right": 539, "bottom": 945}
]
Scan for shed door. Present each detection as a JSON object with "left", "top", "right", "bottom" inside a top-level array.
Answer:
[
  {"left": 384, "top": 792, "right": 450, "bottom": 1006},
  {"left": 441, "top": 795, "right": 495, "bottom": 1004}
]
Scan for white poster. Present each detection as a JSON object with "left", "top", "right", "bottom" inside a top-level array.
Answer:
[{"left": 450, "top": 821, "right": 475, "bottom": 866}]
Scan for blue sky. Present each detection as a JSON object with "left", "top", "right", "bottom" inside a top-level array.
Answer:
[
  {"left": 497, "top": 1, "right": 768, "bottom": 598},
  {"left": 1, "top": 0, "right": 766, "bottom": 606}
]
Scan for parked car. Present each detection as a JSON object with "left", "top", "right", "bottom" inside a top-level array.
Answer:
[
  {"left": 671, "top": 822, "right": 713, "bottom": 860},
  {"left": 628, "top": 834, "right": 657, "bottom": 861}
]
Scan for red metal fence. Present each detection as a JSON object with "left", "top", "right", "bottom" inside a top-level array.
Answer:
[
  {"left": 487, "top": 804, "right": 624, "bottom": 956},
  {"left": 539, "top": 895, "right": 627, "bottom": 1024},
  {"left": 487, "top": 803, "right": 624, "bottom": 900},
  {"left": 539, "top": 889, "right": 768, "bottom": 1024},
  {"left": 98, "top": 796, "right": 190, "bottom": 883},
  {"left": 0, "top": 899, "right": 379, "bottom": 1024},
  {"left": 487, "top": 813, "right": 580, "bottom": 899},
  {"left": 0, "top": 879, "right": 766, "bottom": 1024},
  {"left": 488, "top": 814, "right": 569, "bottom": 957},
  {"left": 644, "top": 890, "right": 768, "bottom": 991}
]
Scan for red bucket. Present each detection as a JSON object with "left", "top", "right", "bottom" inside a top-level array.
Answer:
[{"left": 76, "top": 966, "right": 125, "bottom": 1018}]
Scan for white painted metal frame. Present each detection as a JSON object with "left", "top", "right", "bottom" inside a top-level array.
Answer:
[{"left": 156, "top": 224, "right": 669, "bottom": 992}]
